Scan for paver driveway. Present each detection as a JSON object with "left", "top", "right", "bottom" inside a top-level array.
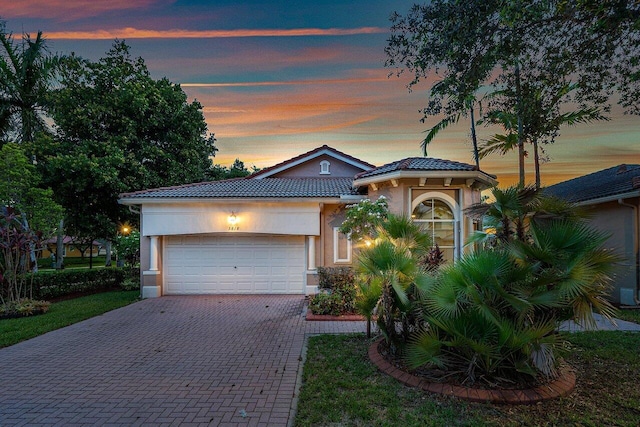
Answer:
[{"left": 0, "top": 295, "right": 366, "bottom": 427}]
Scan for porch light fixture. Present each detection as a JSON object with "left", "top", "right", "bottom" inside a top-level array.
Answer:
[{"left": 228, "top": 212, "right": 238, "bottom": 225}]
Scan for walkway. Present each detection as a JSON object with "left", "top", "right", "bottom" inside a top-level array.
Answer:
[{"left": 0, "top": 295, "right": 365, "bottom": 427}]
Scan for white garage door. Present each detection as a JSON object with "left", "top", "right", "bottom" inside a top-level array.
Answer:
[{"left": 164, "top": 235, "right": 306, "bottom": 294}]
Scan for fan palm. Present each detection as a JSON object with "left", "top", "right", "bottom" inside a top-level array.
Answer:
[{"left": 356, "top": 214, "right": 432, "bottom": 352}]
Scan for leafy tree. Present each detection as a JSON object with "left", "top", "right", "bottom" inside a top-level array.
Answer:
[
  {"left": 0, "top": 143, "right": 62, "bottom": 239},
  {"left": 40, "top": 41, "right": 217, "bottom": 244},
  {"left": 206, "top": 158, "right": 257, "bottom": 181},
  {"left": 386, "top": 1, "right": 639, "bottom": 186},
  {"left": 0, "top": 22, "right": 59, "bottom": 145}
]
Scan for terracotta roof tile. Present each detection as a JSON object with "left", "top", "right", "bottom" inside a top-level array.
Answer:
[
  {"left": 120, "top": 177, "right": 358, "bottom": 199},
  {"left": 355, "top": 157, "right": 485, "bottom": 179}
]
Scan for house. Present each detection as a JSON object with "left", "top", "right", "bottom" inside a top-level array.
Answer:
[
  {"left": 545, "top": 164, "right": 640, "bottom": 305},
  {"left": 119, "top": 145, "right": 497, "bottom": 298},
  {"left": 40, "top": 236, "right": 103, "bottom": 259}
]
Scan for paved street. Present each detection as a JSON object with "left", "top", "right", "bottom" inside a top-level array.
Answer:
[{"left": 0, "top": 295, "right": 366, "bottom": 427}]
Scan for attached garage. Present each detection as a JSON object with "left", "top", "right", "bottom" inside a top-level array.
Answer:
[{"left": 164, "top": 235, "right": 306, "bottom": 294}]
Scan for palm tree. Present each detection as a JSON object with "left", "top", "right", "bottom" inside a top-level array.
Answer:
[
  {"left": 422, "top": 96, "right": 481, "bottom": 169},
  {"left": 0, "top": 24, "right": 59, "bottom": 145},
  {"left": 480, "top": 83, "right": 608, "bottom": 189}
]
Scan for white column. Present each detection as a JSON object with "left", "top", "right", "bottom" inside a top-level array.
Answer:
[
  {"left": 149, "top": 235, "right": 159, "bottom": 271},
  {"left": 307, "top": 236, "right": 316, "bottom": 270}
]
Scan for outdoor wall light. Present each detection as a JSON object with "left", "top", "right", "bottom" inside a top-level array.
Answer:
[{"left": 228, "top": 212, "right": 238, "bottom": 225}]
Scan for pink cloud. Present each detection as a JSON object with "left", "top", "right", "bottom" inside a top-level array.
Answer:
[{"left": 3, "top": 0, "right": 164, "bottom": 20}]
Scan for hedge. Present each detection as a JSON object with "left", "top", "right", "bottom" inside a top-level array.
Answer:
[{"left": 25, "top": 268, "right": 128, "bottom": 301}]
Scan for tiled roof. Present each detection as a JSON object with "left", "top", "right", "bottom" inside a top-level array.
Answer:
[
  {"left": 545, "top": 164, "right": 640, "bottom": 203},
  {"left": 354, "top": 157, "right": 490, "bottom": 179},
  {"left": 249, "top": 144, "right": 374, "bottom": 178},
  {"left": 120, "top": 177, "right": 359, "bottom": 199}
]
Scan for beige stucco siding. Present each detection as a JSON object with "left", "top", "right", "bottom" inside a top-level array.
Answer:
[{"left": 585, "top": 198, "right": 639, "bottom": 304}]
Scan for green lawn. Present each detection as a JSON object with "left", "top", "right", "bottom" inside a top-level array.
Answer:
[
  {"left": 295, "top": 333, "right": 640, "bottom": 427},
  {"left": 0, "top": 290, "right": 139, "bottom": 348},
  {"left": 617, "top": 308, "right": 640, "bottom": 324}
]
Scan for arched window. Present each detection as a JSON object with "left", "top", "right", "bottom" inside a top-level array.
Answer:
[
  {"left": 412, "top": 198, "right": 457, "bottom": 263},
  {"left": 319, "top": 160, "right": 330, "bottom": 175}
]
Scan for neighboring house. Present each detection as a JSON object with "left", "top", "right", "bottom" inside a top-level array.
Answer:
[
  {"left": 119, "top": 145, "right": 497, "bottom": 298},
  {"left": 40, "top": 236, "right": 103, "bottom": 259},
  {"left": 546, "top": 164, "right": 640, "bottom": 305}
]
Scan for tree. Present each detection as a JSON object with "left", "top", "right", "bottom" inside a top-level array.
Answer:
[
  {"left": 40, "top": 41, "right": 217, "bottom": 245},
  {"left": 206, "top": 158, "right": 257, "bottom": 181},
  {"left": 479, "top": 83, "right": 608, "bottom": 189},
  {"left": 0, "top": 143, "right": 62, "bottom": 239},
  {"left": 386, "top": 1, "right": 639, "bottom": 186},
  {"left": 0, "top": 22, "right": 59, "bottom": 145}
]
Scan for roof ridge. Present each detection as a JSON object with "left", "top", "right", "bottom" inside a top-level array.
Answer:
[{"left": 248, "top": 145, "right": 374, "bottom": 178}]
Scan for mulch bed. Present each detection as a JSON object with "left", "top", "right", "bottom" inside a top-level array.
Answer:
[{"left": 369, "top": 337, "right": 576, "bottom": 404}]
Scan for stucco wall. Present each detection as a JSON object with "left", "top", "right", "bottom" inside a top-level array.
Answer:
[
  {"left": 273, "top": 154, "right": 365, "bottom": 178},
  {"left": 141, "top": 202, "right": 321, "bottom": 237},
  {"left": 584, "top": 198, "right": 639, "bottom": 304}
]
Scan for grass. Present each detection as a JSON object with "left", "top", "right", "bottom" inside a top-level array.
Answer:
[
  {"left": 617, "top": 308, "right": 640, "bottom": 324},
  {"left": 295, "top": 333, "right": 640, "bottom": 427},
  {"left": 0, "top": 290, "right": 139, "bottom": 348}
]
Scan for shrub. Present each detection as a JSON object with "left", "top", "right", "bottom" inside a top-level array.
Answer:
[
  {"left": 26, "top": 268, "right": 127, "bottom": 300},
  {"left": 315, "top": 266, "right": 357, "bottom": 314},
  {"left": 308, "top": 292, "right": 343, "bottom": 316},
  {"left": 0, "top": 298, "right": 50, "bottom": 318},
  {"left": 406, "top": 219, "right": 620, "bottom": 387}
]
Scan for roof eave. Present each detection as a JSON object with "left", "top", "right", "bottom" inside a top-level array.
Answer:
[
  {"left": 573, "top": 190, "right": 640, "bottom": 206},
  {"left": 352, "top": 170, "right": 498, "bottom": 189},
  {"left": 118, "top": 196, "right": 357, "bottom": 205}
]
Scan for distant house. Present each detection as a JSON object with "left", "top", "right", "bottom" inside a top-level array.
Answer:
[
  {"left": 40, "top": 236, "right": 103, "bottom": 259},
  {"left": 119, "top": 145, "right": 497, "bottom": 298},
  {"left": 546, "top": 164, "right": 640, "bottom": 305}
]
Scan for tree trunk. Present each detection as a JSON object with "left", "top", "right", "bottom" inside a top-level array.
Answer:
[
  {"left": 515, "top": 61, "right": 525, "bottom": 187},
  {"left": 56, "top": 219, "right": 64, "bottom": 269},
  {"left": 105, "top": 240, "right": 112, "bottom": 267},
  {"left": 469, "top": 104, "right": 480, "bottom": 169},
  {"left": 89, "top": 242, "right": 93, "bottom": 269},
  {"left": 533, "top": 138, "right": 541, "bottom": 189}
]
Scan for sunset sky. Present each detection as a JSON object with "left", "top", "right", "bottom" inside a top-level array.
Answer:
[{"left": 4, "top": 0, "right": 639, "bottom": 186}]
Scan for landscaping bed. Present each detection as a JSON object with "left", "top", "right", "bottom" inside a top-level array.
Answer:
[{"left": 294, "top": 333, "right": 640, "bottom": 427}]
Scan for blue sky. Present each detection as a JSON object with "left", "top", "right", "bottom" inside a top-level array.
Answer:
[{"left": 5, "top": 0, "right": 639, "bottom": 186}]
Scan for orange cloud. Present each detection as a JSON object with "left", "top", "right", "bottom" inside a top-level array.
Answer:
[
  {"left": 3, "top": 0, "right": 162, "bottom": 20},
  {"left": 182, "top": 76, "right": 389, "bottom": 88},
  {"left": 45, "top": 27, "right": 387, "bottom": 40}
]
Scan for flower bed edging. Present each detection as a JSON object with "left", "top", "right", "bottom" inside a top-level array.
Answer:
[{"left": 368, "top": 338, "right": 576, "bottom": 404}]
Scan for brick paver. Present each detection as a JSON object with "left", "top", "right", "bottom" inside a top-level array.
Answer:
[{"left": 0, "top": 295, "right": 366, "bottom": 426}]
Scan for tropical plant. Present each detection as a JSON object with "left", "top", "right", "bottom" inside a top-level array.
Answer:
[
  {"left": 479, "top": 83, "right": 608, "bottom": 188},
  {"left": 0, "top": 23, "right": 59, "bottom": 145},
  {"left": 0, "top": 210, "right": 39, "bottom": 304},
  {"left": 406, "top": 203, "right": 619, "bottom": 386},
  {"left": 356, "top": 214, "right": 432, "bottom": 353},
  {"left": 465, "top": 185, "right": 585, "bottom": 246}
]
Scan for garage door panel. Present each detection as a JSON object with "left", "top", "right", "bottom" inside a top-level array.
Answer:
[{"left": 164, "top": 235, "right": 305, "bottom": 294}]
